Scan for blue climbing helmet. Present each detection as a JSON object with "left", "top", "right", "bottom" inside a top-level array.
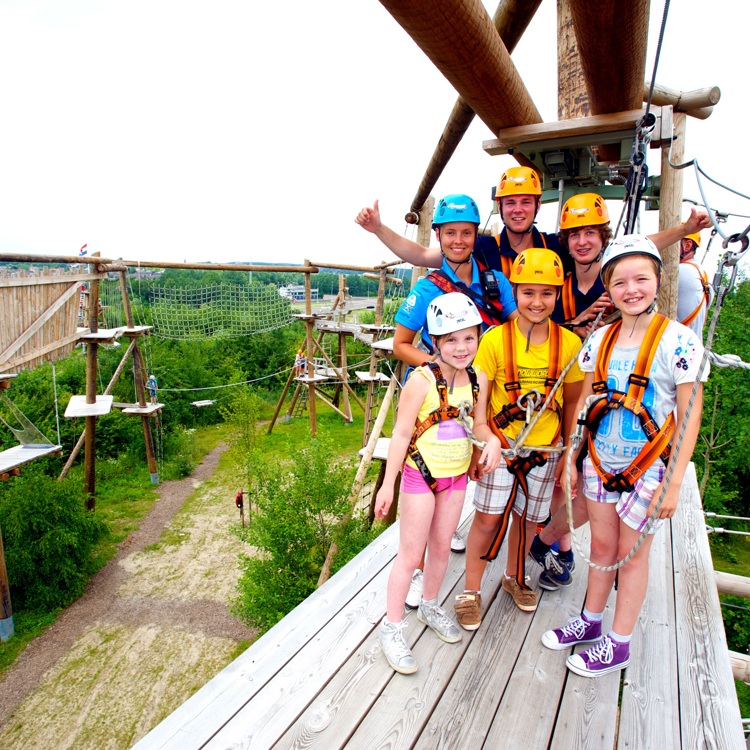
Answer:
[{"left": 432, "top": 194, "right": 481, "bottom": 229}]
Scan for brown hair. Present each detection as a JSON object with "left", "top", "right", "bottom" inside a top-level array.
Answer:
[
  {"left": 601, "top": 254, "right": 661, "bottom": 289},
  {"left": 558, "top": 223, "right": 613, "bottom": 252}
]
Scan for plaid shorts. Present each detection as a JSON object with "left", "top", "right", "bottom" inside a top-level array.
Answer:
[
  {"left": 582, "top": 457, "right": 666, "bottom": 534},
  {"left": 473, "top": 445, "right": 560, "bottom": 523}
]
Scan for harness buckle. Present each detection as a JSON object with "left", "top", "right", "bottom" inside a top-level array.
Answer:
[
  {"left": 627, "top": 373, "right": 650, "bottom": 389},
  {"left": 504, "top": 380, "right": 521, "bottom": 393}
]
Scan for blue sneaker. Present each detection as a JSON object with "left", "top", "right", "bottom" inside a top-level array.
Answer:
[
  {"left": 530, "top": 537, "right": 571, "bottom": 590},
  {"left": 558, "top": 549, "right": 575, "bottom": 573},
  {"left": 566, "top": 634, "right": 630, "bottom": 677}
]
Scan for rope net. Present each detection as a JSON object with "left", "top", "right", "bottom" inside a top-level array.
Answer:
[{"left": 146, "top": 284, "right": 294, "bottom": 339}]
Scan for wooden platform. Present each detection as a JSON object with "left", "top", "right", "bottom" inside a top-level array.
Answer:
[
  {"left": 0, "top": 444, "right": 61, "bottom": 473},
  {"left": 132, "top": 464, "right": 744, "bottom": 750}
]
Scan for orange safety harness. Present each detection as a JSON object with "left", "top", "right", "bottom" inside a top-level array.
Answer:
[
  {"left": 585, "top": 314, "right": 674, "bottom": 493},
  {"left": 561, "top": 275, "right": 576, "bottom": 323},
  {"left": 406, "top": 361, "right": 479, "bottom": 491},
  {"left": 680, "top": 261, "right": 711, "bottom": 327},
  {"left": 426, "top": 270, "right": 505, "bottom": 328},
  {"left": 481, "top": 321, "right": 564, "bottom": 592}
]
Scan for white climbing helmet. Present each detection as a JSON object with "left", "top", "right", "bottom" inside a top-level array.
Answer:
[
  {"left": 426, "top": 292, "right": 482, "bottom": 336},
  {"left": 600, "top": 234, "right": 662, "bottom": 276}
]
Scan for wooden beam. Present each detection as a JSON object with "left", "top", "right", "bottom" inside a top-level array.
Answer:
[
  {"left": 483, "top": 106, "right": 667, "bottom": 155},
  {"left": 645, "top": 81, "right": 720, "bottom": 119},
  {"left": 729, "top": 651, "right": 750, "bottom": 683},
  {"left": 569, "top": 0, "right": 650, "bottom": 161},
  {"left": 715, "top": 570, "right": 750, "bottom": 599},
  {"left": 378, "top": 0, "right": 541, "bottom": 138},
  {"left": 408, "top": 0, "right": 543, "bottom": 213}
]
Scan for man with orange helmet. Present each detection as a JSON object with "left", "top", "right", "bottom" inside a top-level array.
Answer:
[{"left": 677, "top": 228, "right": 713, "bottom": 339}]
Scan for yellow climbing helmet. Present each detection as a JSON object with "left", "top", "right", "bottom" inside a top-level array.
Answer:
[
  {"left": 511, "top": 248, "right": 565, "bottom": 286},
  {"left": 684, "top": 230, "right": 701, "bottom": 247},
  {"left": 495, "top": 166, "right": 542, "bottom": 199},
  {"left": 560, "top": 193, "right": 610, "bottom": 230}
]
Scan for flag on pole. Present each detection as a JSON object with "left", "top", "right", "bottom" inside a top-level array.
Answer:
[{"left": 79, "top": 244, "right": 88, "bottom": 256}]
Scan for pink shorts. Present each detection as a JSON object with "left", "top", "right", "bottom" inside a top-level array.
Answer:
[{"left": 401, "top": 464, "right": 467, "bottom": 495}]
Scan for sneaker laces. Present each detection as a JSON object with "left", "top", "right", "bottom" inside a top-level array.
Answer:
[
  {"left": 424, "top": 603, "right": 453, "bottom": 629},
  {"left": 541, "top": 549, "right": 565, "bottom": 575},
  {"left": 560, "top": 617, "right": 588, "bottom": 640},
  {"left": 586, "top": 635, "right": 614, "bottom": 665},
  {"left": 385, "top": 621, "right": 412, "bottom": 659}
]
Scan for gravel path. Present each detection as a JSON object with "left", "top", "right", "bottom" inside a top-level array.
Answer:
[{"left": 0, "top": 441, "right": 257, "bottom": 746}]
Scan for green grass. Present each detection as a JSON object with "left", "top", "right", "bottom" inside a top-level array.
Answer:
[{"left": 0, "top": 423, "right": 229, "bottom": 676}]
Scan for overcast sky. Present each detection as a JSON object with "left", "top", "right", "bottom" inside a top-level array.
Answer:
[{"left": 0, "top": 0, "right": 747, "bottom": 274}]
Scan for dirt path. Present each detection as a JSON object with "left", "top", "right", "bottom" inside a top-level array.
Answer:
[{"left": 0, "top": 441, "right": 258, "bottom": 749}]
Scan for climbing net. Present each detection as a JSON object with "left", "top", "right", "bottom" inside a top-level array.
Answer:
[{"left": 147, "top": 284, "right": 294, "bottom": 339}]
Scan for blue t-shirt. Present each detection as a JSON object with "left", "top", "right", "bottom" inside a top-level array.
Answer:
[
  {"left": 395, "top": 258, "right": 516, "bottom": 351},
  {"left": 551, "top": 272, "right": 608, "bottom": 325}
]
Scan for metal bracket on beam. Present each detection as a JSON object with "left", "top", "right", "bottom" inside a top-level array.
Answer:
[{"left": 484, "top": 106, "right": 673, "bottom": 192}]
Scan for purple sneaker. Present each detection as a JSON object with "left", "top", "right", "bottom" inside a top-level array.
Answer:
[
  {"left": 566, "top": 634, "right": 630, "bottom": 677},
  {"left": 541, "top": 615, "right": 602, "bottom": 651}
]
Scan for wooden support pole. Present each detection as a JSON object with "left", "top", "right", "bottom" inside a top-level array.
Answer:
[
  {"left": 0, "top": 524, "right": 13, "bottom": 641},
  {"left": 59, "top": 339, "right": 137, "bottom": 479},
  {"left": 715, "top": 570, "right": 750, "bottom": 599},
  {"left": 645, "top": 81, "right": 720, "bottom": 120},
  {"left": 266, "top": 367, "right": 297, "bottom": 435},
  {"left": 118, "top": 270, "right": 159, "bottom": 484},
  {"left": 659, "top": 112, "right": 686, "bottom": 319},
  {"left": 379, "top": 0, "right": 541, "bottom": 139},
  {"left": 408, "top": 0, "right": 543, "bottom": 213},
  {"left": 303, "top": 261, "right": 317, "bottom": 436},
  {"left": 557, "top": 0, "right": 589, "bottom": 121},
  {"left": 84, "top": 269, "right": 100, "bottom": 509},
  {"left": 569, "top": 0, "right": 649, "bottom": 161},
  {"left": 729, "top": 651, "right": 750, "bottom": 683},
  {"left": 410, "top": 196, "right": 435, "bottom": 288}
]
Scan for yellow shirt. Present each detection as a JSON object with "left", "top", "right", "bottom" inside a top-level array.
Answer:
[
  {"left": 474, "top": 320, "right": 583, "bottom": 446},
  {"left": 404, "top": 364, "right": 478, "bottom": 478}
]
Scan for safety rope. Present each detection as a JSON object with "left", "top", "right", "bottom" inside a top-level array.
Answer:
[{"left": 564, "top": 233, "right": 749, "bottom": 572}]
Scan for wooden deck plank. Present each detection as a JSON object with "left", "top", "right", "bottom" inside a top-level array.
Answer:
[
  {"left": 405, "top": 556, "right": 535, "bottom": 750},
  {"left": 272, "top": 513, "right": 476, "bottom": 750},
  {"left": 672, "top": 464, "right": 744, "bottom": 750},
  {"left": 550, "top": 587, "right": 620, "bottom": 750},
  {"left": 131, "top": 523, "right": 402, "bottom": 750},
  {"left": 484, "top": 525, "right": 592, "bottom": 750},
  {"left": 618, "top": 518, "right": 680, "bottom": 749},
  {"left": 204, "top": 500, "right": 478, "bottom": 750},
  {"left": 134, "top": 466, "right": 744, "bottom": 750}
]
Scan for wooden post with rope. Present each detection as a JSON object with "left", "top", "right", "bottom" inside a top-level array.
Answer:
[
  {"left": 317, "top": 375, "right": 397, "bottom": 588},
  {"left": 118, "top": 270, "right": 160, "bottom": 484},
  {"left": 83, "top": 262, "right": 100, "bottom": 509},
  {"left": 659, "top": 111, "right": 686, "bottom": 319}
]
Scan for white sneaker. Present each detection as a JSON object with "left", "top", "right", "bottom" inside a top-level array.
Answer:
[
  {"left": 379, "top": 619, "right": 417, "bottom": 674},
  {"left": 450, "top": 531, "right": 466, "bottom": 553},
  {"left": 405, "top": 569, "right": 424, "bottom": 609}
]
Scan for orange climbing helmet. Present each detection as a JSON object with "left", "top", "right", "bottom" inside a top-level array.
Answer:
[
  {"left": 511, "top": 248, "right": 565, "bottom": 286},
  {"left": 495, "top": 166, "right": 542, "bottom": 200},
  {"left": 560, "top": 193, "right": 610, "bottom": 230}
]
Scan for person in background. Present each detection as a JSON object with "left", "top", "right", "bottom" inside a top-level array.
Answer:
[
  {"left": 677, "top": 229, "right": 713, "bottom": 340},
  {"left": 146, "top": 374, "right": 158, "bottom": 404}
]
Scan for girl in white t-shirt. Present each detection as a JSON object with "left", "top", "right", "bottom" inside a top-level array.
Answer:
[{"left": 542, "top": 235, "right": 708, "bottom": 677}]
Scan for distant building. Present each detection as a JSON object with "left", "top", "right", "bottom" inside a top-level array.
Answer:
[{"left": 278, "top": 283, "right": 318, "bottom": 302}]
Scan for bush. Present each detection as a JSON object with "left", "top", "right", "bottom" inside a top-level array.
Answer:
[
  {"left": 230, "top": 433, "right": 359, "bottom": 631},
  {"left": 0, "top": 472, "right": 109, "bottom": 611}
]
